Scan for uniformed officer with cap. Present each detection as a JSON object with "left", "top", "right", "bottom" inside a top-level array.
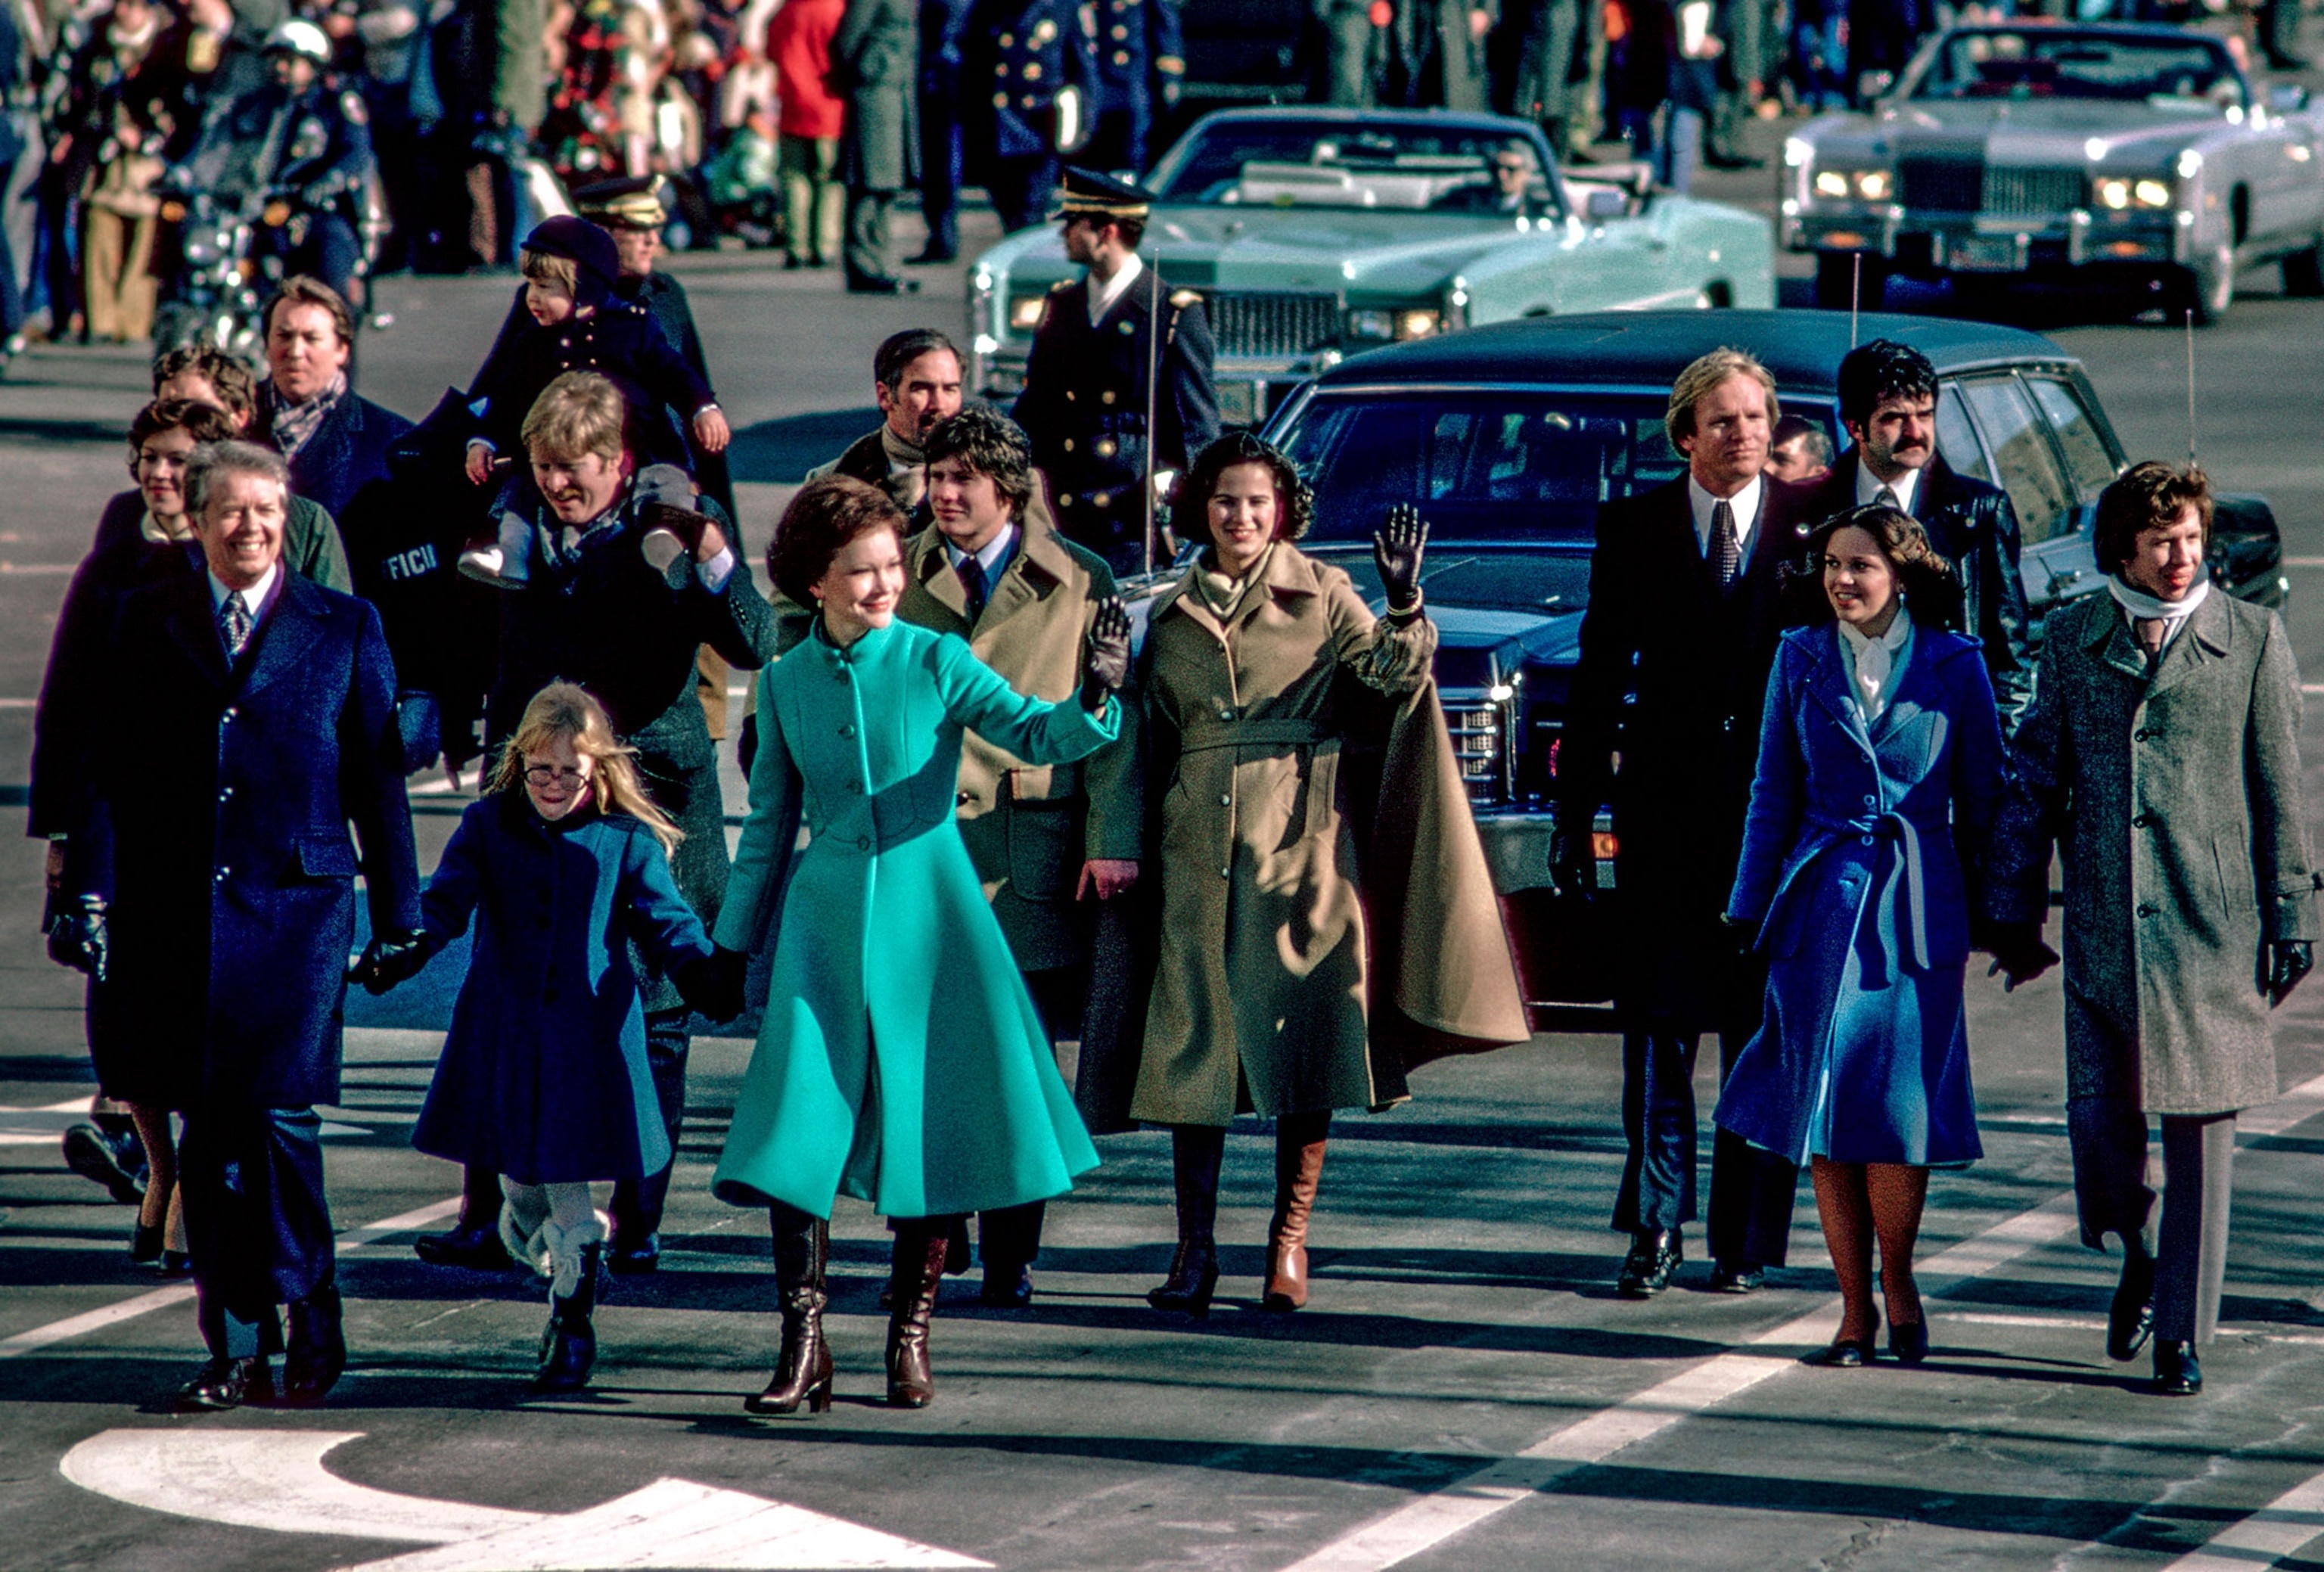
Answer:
[
  {"left": 965, "top": 0, "right": 1098, "bottom": 235},
  {"left": 1010, "top": 166, "right": 1219, "bottom": 576},
  {"left": 1082, "top": 0, "right": 1186, "bottom": 175}
]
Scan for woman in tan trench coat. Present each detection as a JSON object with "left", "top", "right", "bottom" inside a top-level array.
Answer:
[{"left": 1129, "top": 432, "right": 1530, "bottom": 1316}]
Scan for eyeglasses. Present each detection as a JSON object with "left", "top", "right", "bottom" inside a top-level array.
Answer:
[{"left": 523, "top": 765, "right": 590, "bottom": 787}]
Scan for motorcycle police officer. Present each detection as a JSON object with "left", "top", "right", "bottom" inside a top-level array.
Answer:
[
  {"left": 1082, "top": 0, "right": 1185, "bottom": 175},
  {"left": 1010, "top": 166, "right": 1219, "bottom": 576},
  {"left": 965, "top": 0, "right": 1097, "bottom": 235},
  {"left": 169, "top": 20, "right": 374, "bottom": 307}
]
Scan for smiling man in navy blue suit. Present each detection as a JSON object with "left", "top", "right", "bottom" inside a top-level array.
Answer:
[{"left": 72, "top": 440, "right": 423, "bottom": 1411}]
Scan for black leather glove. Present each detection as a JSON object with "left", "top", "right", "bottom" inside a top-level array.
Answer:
[
  {"left": 1548, "top": 826, "right": 1596, "bottom": 905},
  {"left": 1080, "top": 596, "right": 1132, "bottom": 712},
  {"left": 1720, "top": 912, "right": 1758, "bottom": 961},
  {"left": 737, "top": 710, "right": 760, "bottom": 778},
  {"left": 678, "top": 946, "right": 750, "bottom": 1022},
  {"left": 43, "top": 893, "right": 107, "bottom": 982},
  {"left": 1375, "top": 502, "right": 1428, "bottom": 613},
  {"left": 2268, "top": 940, "right": 2313, "bottom": 1007},
  {"left": 351, "top": 930, "right": 430, "bottom": 995},
  {"left": 1982, "top": 920, "right": 2059, "bottom": 993}
]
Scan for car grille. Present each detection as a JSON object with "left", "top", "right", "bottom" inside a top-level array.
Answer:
[
  {"left": 1983, "top": 166, "right": 2085, "bottom": 216},
  {"left": 1443, "top": 700, "right": 1510, "bottom": 805},
  {"left": 1198, "top": 290, "right": 1341, "bottom": 359},
  {"left": 1899, "top": 155, "right": 1983, "bottom": 212}
]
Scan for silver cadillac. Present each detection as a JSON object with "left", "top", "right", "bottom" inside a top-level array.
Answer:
[{"left": 1783, "top": 21, "right": 2324, "bottom": 322}]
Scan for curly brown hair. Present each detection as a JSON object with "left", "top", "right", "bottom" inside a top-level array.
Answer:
[
  {"left": 2094, "top": 461, "right": 2211, "bottom": 577},
  {"left": 768, "top": 474, "right": 909, "bottom": 604},
  {"left": 1170, "top": 430, "right": 1316, "bottom": 544},
  {"left": 1787, "top": 504, "right": 1964, "bottom": 630}
]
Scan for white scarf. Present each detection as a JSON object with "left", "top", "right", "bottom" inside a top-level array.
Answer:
[
  {"left": 1837, "top": 607, "right": 1912, "bottom": 723},
  {"left": 2108, "top": 570, "right": 2209, "bottom": 649}
]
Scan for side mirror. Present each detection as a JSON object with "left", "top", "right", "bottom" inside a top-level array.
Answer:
[
  {"left": 1583, "top": 188, "right": 1628, "bottom": 222},
  {"left": 2270, "top": 84, "right": 2310, "bottom": 114}
]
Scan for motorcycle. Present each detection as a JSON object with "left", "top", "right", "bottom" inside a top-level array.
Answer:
[{"left": 152, "top": 185, "right": 298, "bottom": 356}]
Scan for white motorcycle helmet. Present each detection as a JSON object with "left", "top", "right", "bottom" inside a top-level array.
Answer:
[{"left": 263, "top": 19, "right": 333, "bottom": 64}]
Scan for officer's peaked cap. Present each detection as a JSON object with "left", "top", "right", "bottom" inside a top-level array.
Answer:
[
  {"left": 1055, "top": 166, "right": 1154, "bottom": 222},
  {"left": 574, "top": 173, "right": 669, "bottom": 232}
]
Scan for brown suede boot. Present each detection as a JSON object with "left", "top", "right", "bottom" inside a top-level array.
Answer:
[
  {"left": 886, "top": 1219, "right": 952, "bottom": 1409},
  {"left": 1263, "top": 1112, "right": 1329, "bottom": 1312}
]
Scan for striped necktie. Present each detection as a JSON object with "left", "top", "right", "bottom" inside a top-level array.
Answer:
[{"left": 219, "top": 592, "right": 253, "bottom": 660}]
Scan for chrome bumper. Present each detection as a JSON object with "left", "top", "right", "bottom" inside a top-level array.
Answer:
[{"left": 1783, "top": 206, "right": 2190, "bottom": 269}]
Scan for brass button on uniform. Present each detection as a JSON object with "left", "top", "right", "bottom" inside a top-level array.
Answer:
[
  {"left": 1101, "top": 390, "right": 1116, "bottom": 403},
  {"left": 1219, "top": 794, "right": 1232, "bottom": 806},
  {"left": 1063, "top": 438, "right": 1075, "bottom": 452}
]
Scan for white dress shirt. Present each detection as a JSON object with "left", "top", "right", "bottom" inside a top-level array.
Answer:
[
  {"left": 1687, "top": 474, "right": 1763, "bottom": 561},
  {"left": 208, "top": 561, "right": 282, "bottom": 626},
  {"left": 1854, "top": 461, "right": 1923, "bottom": 515},
  {"left": 943, "top": 523, "right": 1018, "bottom": 584},
  {"left": 1087, "top": 252, "right": 1146, "bottom": 325}
]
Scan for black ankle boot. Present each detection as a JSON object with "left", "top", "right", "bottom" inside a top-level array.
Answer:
[
  {"left": 533, "top": 1243, "right": 604, "bottom": 1393},
  {"left": 747, "top": 1207, "right": 832, "bottom": 1415}
]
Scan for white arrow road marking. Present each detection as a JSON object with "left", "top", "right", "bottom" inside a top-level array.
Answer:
[
  {"left": 60, "top": 1431, "right": 990, "bottom": 1570},
  {"left": 338, "top": 1477, "right": 992, "bottom": 1571},
  {"left": 61, "top": 1430, "right": 540, "bottom": 1542}
]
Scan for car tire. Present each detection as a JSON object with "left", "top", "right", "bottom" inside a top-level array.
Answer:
[
  {"left": 1814, "top": 251, "right": 1887, "bottom": 311},
  {"left": 2284, "top": 237, "right": 2324, "bottom": 297},
  {"left": 2177, "top": 245, "right": 2235, "bottom": 325}
]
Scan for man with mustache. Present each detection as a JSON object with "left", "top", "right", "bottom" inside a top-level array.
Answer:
[
  {"left": 1800, "top": 339, "right": 2034, "bottom": 729},
  {"left": 411, "top": 371, "right": 780, "bottom": 1276}
]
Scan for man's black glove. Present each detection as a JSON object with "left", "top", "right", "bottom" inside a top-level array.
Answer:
[
  {"left": 398, "top": 690, "right": 442, "bottom": 775},
  {"left": 1981, "top": 920, "right": 2059, "bottom": 993},
  {"left": 1080, "top": 596, "right": 1132, "bottom": 712},
  {"left": 1719, "top": 912, "right": 1758, "bottom": 961},
  {"left": 350, "top": 930, "right": 430, "bottom": 995},
  {"left": 678, "top": 946, "right": 750, "bottom": 1022},
  {"left": 1548, "top": 826, "right": 1596, "bottom": 905},
  {"left": 1375, "top": 502, "right": 1428, "bottom": 613},
  {"left": 43, "top": 893, "right": 107, "bottom": 982},
  {"left": 2268, "top": 940, "right": 2313, "bottom": 1007}
]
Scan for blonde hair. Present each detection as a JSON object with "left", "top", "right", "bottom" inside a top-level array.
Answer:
[
  {"left": 1666, "top": 347, "right": 1781, "bottom": 450},
  {"left": 489, "top": 683, "right": 683, "bottom": 855},
  {"left": 521, "top": 371, "right": 628, "bottom": 465},
  {"left": 520, "top": 248, "right": 579, "bottom": 294}
]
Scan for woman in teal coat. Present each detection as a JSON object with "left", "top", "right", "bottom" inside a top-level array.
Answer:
[{"left": 709, "top": 475, "right": 1129, "bottom": 1416}]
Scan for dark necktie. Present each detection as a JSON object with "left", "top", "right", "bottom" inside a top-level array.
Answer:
[
  {"left": 1709, "top": 499, "right": 1741, "bottom": 587},
  {"left": 218, "top": 591, "right": 253, "bottom": 660},
  {"left": 957, "top": 557, "right": 987, "bottom": 621},
  {"left": 1875, "top": 484, "right": 1901, "bottom": 512},
  {"left": 2135, "top": 615, "right": 2168, "bottom": 662}
]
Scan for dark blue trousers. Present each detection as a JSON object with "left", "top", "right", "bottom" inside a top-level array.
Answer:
[
  {"left": 1614, "top": 1029, "right": 1799, "bottom": 1267},
  {"left": 179, "top": 1104, "right": 335, "bottom": 1357}
]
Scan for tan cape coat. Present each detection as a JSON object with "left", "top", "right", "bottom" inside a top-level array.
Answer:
[{"left": 1120, "top": 543, "right": 1530, "bottom": 1127}]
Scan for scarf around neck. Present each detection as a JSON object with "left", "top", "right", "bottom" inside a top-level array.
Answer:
[
  {"left": 2108, "top": 570, "right": 2210, "bottom": 626},
  {"left": 1837, "top": 607, "right": 1912, "bottom": 722},
  {"left": 266, "top": 371, "right": 348, "bottom": 459},
  {"left": 880, "top": 425, "right": 928, "bottom": 508},
  {"left": 1193, "top": 542, "right": 1273, "bottom": 620}
]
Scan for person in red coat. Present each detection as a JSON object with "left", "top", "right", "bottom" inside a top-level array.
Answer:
[{"left": 770, "top": 0, "right": 846, "bottom": 269}]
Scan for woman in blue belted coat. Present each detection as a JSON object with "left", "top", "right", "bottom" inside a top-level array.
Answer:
[
  {"left": 710, "top": 476, "right": 1128, "bottom": 1417},
  {"left": 1717, "top": 505, "right": 2009, "bottom": 1368}
]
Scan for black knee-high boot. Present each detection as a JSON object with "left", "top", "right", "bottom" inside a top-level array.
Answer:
[
  {"left": 886, "top": 1219, "right": 952, "bottom": 1408},
  {"left": 1148, "top": 1124, "right": 1226, "bottom": 1317}
]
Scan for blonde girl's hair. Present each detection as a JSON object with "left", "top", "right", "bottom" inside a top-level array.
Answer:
[
  {"left": 520, "top": 247, "right": 579, "bottom": 294},
  {"left": 487, "top": 682, "right": 684, "bottom": 856}
]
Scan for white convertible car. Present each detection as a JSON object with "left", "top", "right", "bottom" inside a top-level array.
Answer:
[{"left": 1783, "top": 20, "right": 2324, "bottom": 322}]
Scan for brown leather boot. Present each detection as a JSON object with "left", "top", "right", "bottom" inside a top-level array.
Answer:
[
  {"left": 747, "top": 1204, "right": 831, "bottom": 1415},
  {"left": 1148, "top": 1125, "right": 1226, "bottom": 1317},
  {"left": 1263, "top": 1112, "right": 1330, "bottom": 1312},
  {"left": 885, "top": 1219, "right": 952, "bottom": 1409}
]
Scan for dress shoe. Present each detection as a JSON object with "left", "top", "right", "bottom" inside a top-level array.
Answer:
[
  {"left": 2108, "top": 1254, "right": 2156, "bottom": 1362},
  {"left": 1807, "top": 1305, "right": 1881, "bottom": 1368},
  {"left": 157, "top": 1250, "right": 192, "bottom": 1278},
  {"left": 63, "top": 1122, "right": 145, "bottom": 1204},
  {"left": 980, "top": 1263, "right": 1033, "bottom": 1308},
  {"left": 1615, "top": 1229, "right": 1682, "bottom": 1297},
  {"left": 175, "top": 1356, "right": 273, "bottom": 1411},
  {"left": 129, "top": 1222, "right": 164, "bottom": 1269},
  {"left": 607, "top": 1231, "right": 661, "bottom": 1275},
  {"left": 281, "top": 1284, "right": 346, "bottom": 1407},
  {"left": 1704, "top": 150, "right": 1763, "bottom": 171},
  {"left": 413, "top": 1220, "right": 514, "bottom": 1271},
  {"left": 2153, "top": 1339, "right": 2203, "bottom": 1396},
  {"left": 1706, "top": 1261, "right": 1763, "bottom": 1294},
  {"left": 846, "top": 273, "right": 918, "bottom": 295},
  {"left": 1887, "top": 1318, "right": 1929, "bottom": 1365}
]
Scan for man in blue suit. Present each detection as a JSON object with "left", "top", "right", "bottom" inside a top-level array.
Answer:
[
  {"left": 966, "top": 0, "right": 1098, "bottom": 235},
  {"left": 913, "top": 0, "right": 974, "bottom": 263},
  {"left": 256, "top": 277, "right": 412, "bottom": 523},
  {"left": 1081, "top": 0, "right": 1185, "bottom": 176},
  {"left": 70, "top": 440, "right": 423, "bottom": 1410}
]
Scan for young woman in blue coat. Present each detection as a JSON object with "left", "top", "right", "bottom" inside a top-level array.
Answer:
[
  {"left": 357, "top": 682, "right": 730, "bottom": 1393},
  {"left": 707, "top": 475, "right": 1129, "bottom": 1416},
  {"left": 1716, "top": 506, "right": 2015, "bottom": 1368}
]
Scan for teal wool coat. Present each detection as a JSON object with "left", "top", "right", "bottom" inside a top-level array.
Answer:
[{"left": 712, "top": 617, "right": 1114, "bottom": 1219}]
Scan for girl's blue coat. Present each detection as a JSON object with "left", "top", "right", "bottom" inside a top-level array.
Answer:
[
  {"left": 412, "top": 794, "right": 714, "bottom": 1184},
  {"left": 1715, "top": 623, "right": 2007, "bottom": 1167}
]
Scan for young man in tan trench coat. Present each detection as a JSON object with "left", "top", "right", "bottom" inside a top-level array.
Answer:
[{"left": 1987, "top": 461, "right": 2319, "bottom": 1396}]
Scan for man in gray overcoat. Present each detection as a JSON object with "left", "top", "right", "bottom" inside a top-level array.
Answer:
[
  {"left": 1988, "top": 461, "right": 2318, "bottom": 1398},
  {"left": 834, "top": 0, "right": 917, "bottom": 293}
]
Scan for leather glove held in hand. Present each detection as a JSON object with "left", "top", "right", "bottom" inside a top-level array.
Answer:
[
  {"left": 352, "top": 930, "right": 430, "bottom": 996},
  {"left": 44, "top": 893, "right": 107, "bottom": 982},
  {"left": 1080, "top": 596, "right": 1132, "bottom": 711},
  {"left": 1983, "top": 920, "right": 2059, "bottom": 993},
  {"left": 1374, "top": 502, "right": 1428, "bottom": 612},
  {"left": 2269, "top": 940, "right": 2313, "bottom": 1006},
  {"left": 679, "top": 946, "right": 750, "bottom": 1022},
  {"left": 1547, "top": 826, "right": 1595, "bottom": 905}
]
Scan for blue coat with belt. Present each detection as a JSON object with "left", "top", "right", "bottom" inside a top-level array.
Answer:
[
  {"left": 79, "top": 569, "right": 421, "bottom": 1111},
  {"left": 1715, "top": 622, "right": 2007, "bottom": 1167},
  {"left": 410, "top": 794, "right": 715, "bottom": 1185}
]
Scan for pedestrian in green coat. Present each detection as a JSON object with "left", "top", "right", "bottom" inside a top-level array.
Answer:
[{"left": 709, "top": 475, "right": 1131, "bottom": 1416}]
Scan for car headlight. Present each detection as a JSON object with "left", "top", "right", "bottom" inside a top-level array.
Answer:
[
  {"left": 2134, "top": 178, "right": 2173, "bottom": 207},
  {"left": 1856, "top": 170, "right": 1891, "bottom": 200},
  {"left": 1812, "top": 169, "right": 1890, "bottom": 201},
  {"left": 1397, "top": 308, "right": 1442, "bottom": 340},
  {"left": 1813, "top": 169, "right": 1850, "bottom": 198},
  {"left": 1347, "top": 308, "right": 1395, "bottom": 340},
  {"left": 2096, "top": 176, "right": 2176, "bottom": 211},
  {"left": 1008, "top": 296, "right": 1045, "bottom": 331}
]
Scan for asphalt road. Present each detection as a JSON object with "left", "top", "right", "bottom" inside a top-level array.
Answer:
[{"left": 13, "top": 111, "right": 2324, "bottom": 1572}]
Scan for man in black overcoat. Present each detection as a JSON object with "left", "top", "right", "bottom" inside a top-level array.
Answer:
[
  {"left": 1555, "top": 347, "right": 1810, "bottom": 1297},
  {"left": 412, "top": 371, "right": 780, "bottom": 1275},
  {"left": 809, "top": 327, "right": 965, "bottom": 517},
  {"left": 1011, "top": 167, "right": 1219, "bottom": 577},
  {"left": 1797, "top": 338, "right": 2034, "bottom": 731},
  {"left": 255, "top": 277, "right": 413, "bottom": 523},
  {"left": 72, "top": 440, "right": 422, "bottom": 1410}
]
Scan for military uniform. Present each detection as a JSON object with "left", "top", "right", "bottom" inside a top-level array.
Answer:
[
  {"left": 1081, "top": 0, "right": 1184, "bottom": 176},
  {"left": 965, "top": 0, "right": 1096, "bottom": 235},
  {"left": 172, "top": 71, "right": 375, "bottom": 303},
  {"left": 915, "top": 0, "right": 974, "bottom": 261}
]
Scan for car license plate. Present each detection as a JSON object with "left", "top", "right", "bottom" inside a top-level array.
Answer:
[{"left": 1952, "top": 234, "right": 2024, "bottom": 272}]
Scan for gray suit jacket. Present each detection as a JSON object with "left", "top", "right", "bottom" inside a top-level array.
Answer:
[{"left": 1987, "top": 589, "right": 2319, "bottom": 1114}]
